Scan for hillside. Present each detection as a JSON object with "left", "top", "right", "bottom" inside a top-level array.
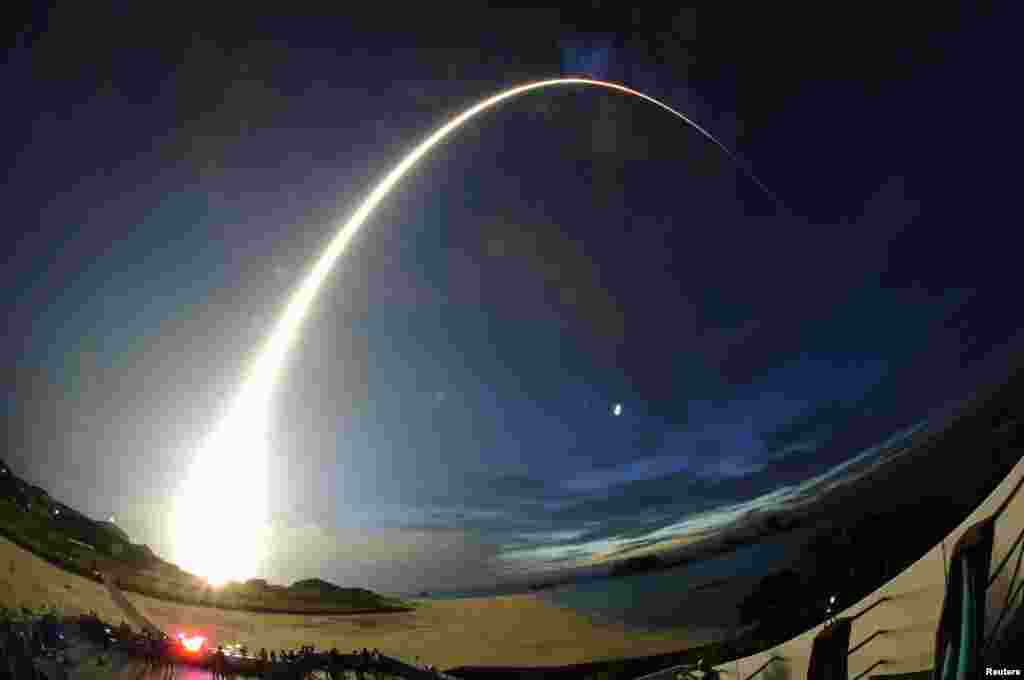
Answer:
[
  {"left": 0, "top": 464, "right": 408, "bottom": 615},
  {"left": 0, "top": 529, "right": 700, "bottom": 668}
]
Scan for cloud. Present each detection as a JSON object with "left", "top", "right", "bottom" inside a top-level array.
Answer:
[
  {"left": 497, "top": 415, "right": 932, "bottom": 572},
  {"left": 483, "top": 474, "right": 552, "bottom": 497},
  {"left": 562, "top": 453, "right": 699, "bottom": 493},
  {"left": 760, "top": 399, "right": 849, "bottom": 457},
  {"left": 355, "top": 359, "right": 887, "bottom": 565}
]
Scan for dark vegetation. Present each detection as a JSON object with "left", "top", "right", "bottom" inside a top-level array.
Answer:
[
  {"left": 452, "top": 362, "right": 1023, "bottom": 680},
  {"left": 0, "top": 461, "right": 409, "bottom": 615},
  {"left": 735, "top": 363, "right": 1023, "bottom": 649},
  {"left": 607, "top": 555, "right": 662, "bottom": 577},
  {"left": 0, "top": 362, "right": 1018, "bottom": 678}
]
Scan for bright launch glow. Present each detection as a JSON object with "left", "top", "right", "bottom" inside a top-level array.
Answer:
[
  {"left": 172, "top": 387, "right": 270, "bottom": 586},
  {"left": 171, "top": 78, "right": 750, "bottom": 585},
  {"left": 179, "top": 633, "right": 205, "bottom": 653}
]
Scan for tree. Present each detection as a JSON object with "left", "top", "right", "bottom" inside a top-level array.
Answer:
[{"left": 738, "top": 569, "right": 808, "bottom": 640}]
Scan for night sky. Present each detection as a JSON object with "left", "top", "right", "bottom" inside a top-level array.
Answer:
[{"left": 3, "top": 6, "right": 1020, "bottom": 593}]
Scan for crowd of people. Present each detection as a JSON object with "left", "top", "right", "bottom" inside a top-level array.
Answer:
[
  {"left": 0, "top": 621, "right": 46, "bottom": 679},
  {"left": 206, "top": 643, "right": 415, "bottom": 679},
  {"left": 124, "top": 621, "right": 442, "bottom": 679},
  {"left": 0, "top": 605, "right": 450, "bottom": 680},
  {"left": 0, "top": 607, "right": 68, "bottom": 680}
]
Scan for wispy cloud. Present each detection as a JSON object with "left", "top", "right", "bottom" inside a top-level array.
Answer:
[{"left": 493, "top": 418, "right": 929, "bottom": 572}]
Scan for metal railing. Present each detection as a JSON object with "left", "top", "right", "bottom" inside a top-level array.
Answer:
[
  {"left": 848, "top": 597, "right": 889, "bottom": 624},
  {"left": 988, "top": 518, "right": 1024, "bottom": 589},
  {"left": 850, "top": 659, "right": 886, "bottom": 680},
  {"left": 700, "top": 528, "right": 1013, "bottom": 680},
  {"left": 651, "top": 458, "right": 1024, "bottom": 680},
  {"left": 846, "top": 629, "right": 886, "bottom": 658},
  {"left": 740, "top": 655, "right": 781, "bottom": 680},
  {"left": 632, "top": 662, "right": 698, "bottom": 680},
  {"left": 984, "top": 521, "right": 1024, "bottom": 653},
  {"left": 855, "top": 464, "right": 1024, "bottom": 678}
]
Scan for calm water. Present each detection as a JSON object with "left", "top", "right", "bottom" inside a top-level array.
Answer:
[
  {"left": 543, "top": 538, "right": 797, "bottom": 631},
  {"left": 413, "top": 421, "right": 936, "bottom": 629}
]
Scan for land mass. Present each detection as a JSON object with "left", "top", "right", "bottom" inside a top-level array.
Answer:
[{"left": 0, "top": 461, "right": 409, "bottom": 616}]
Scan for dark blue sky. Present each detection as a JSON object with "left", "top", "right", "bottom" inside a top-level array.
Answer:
[{"left": 3, "top": 6, "right": 1020, "bottom": 591}]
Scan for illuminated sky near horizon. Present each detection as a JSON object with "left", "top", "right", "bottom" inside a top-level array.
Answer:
[{"left": 3, "top": 7, "right": 1020, "bottom": 593}]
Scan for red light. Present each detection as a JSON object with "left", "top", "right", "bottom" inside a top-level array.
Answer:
[{"left": 181, "top": 635, "right": 205, "bottom": 653}]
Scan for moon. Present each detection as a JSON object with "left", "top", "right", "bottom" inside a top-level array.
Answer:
[{"left": 171, "top": 77, "right": 762, "bottom": 586}]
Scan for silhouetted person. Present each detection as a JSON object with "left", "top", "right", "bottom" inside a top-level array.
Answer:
[
  {"left": 161, "top": 635, "right": 176, "bottom": 679},
  {"left": 0, "top": 628, "right": 14, "bottom": 680},
  {"left": 13, "top": 631, "right": 39, "bottom": 680},
  {"left": 694, "top": 658, "right": 720, "bottom": 680},
  {"left": 256, "top": 647, "right": 267, "bottom": 678},
  {"left": 214, "top": 645, "right": 226, "bottom": 679},
  {"left": 151, "top": 635, "right": 162, "bottom": 671},
  {"left": 325, "top": 647, "right": 341, "bottom": 680},
  {"left": 2, "top": 631, "right": 19, "bottom": 680},
  {"left": 29, "top": 627, "right": 42, "bottom": 658},
  {"left": 54, "top": 649, "right": 70, "bottom": 680}
]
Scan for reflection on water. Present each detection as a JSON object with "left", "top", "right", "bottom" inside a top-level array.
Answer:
[
  {"left": 416, "top": 420, "right": 942, "bottom": 631},
  {"left": 496, "top": 419, "right": 928, "bottom": 576}
]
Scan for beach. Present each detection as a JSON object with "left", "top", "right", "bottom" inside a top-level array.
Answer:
[
  {"left": 0, "top": 533, "right": 712, "bottom": 668},
  {"left": 3, "top": 369, "right": 1019, "bottom": 670}
]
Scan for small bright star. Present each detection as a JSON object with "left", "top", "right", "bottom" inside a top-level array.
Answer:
[{"left": 613, "top": 403, "right": 622, "bottom": 416}]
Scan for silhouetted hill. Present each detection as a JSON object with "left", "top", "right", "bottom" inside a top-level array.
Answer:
[
  {"left": 0, "top": 461, "right": 408, "bottom": 615},
  {"left": 608, "top": 554, "right": 662, "bottom": 577},
  {"left": 97, "top": 521, "right": 130, "bottom": 543},
  {"left": 290, "top": 577, "right": 347, "bottom": 592}
]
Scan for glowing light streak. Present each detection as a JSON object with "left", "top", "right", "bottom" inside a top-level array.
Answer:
[
  {"left": 172, "top": 78, "right": 769, "bottom": 584},
  {"left": 180, "top": 634, "right": 205, "bottom": 652}
]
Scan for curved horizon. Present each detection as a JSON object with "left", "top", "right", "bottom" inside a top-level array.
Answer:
[{"left": 171, "top": 77, "right": 772, "bottom": 586}]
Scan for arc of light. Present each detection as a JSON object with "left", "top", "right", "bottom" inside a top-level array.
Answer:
[
  {"left": 175, "top": 78, "right": 771, "bottom": 583},
  {"left": 255, "top": 77, "right": 771, "bottom": 395}
]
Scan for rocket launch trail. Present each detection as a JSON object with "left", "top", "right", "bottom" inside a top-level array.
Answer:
[{"left": 172, "top": 77, "right": 779, "bottom": 585}]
